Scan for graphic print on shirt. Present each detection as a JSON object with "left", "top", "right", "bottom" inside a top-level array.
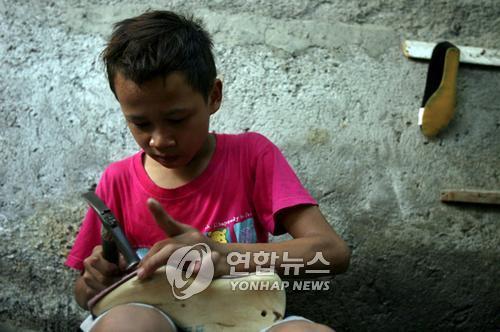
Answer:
[
  {"left": 233, "top": 218, "right": 257, "bottom": 243},
  {"left": 206, "top": 228, "right": 231, "bottom": 243},
  {"left": 204, "top": 212, "right": 258, "bottom": 243}
]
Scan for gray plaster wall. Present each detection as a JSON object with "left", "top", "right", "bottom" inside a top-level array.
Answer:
[{"left": 1, "top": 0, "right": 499, "bottom": 331}]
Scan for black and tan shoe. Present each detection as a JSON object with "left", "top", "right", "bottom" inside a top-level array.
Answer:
[{"left": 419, "top": 41, "right": 460, "bottom": 137}]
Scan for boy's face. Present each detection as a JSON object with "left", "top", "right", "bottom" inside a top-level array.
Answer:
[{"left": 114, "top": 71, "right": 222, "bottom": 169}]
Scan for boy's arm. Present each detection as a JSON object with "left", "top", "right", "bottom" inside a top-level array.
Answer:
[
  {"left": 137, "top": 199, "right": 349, "bottom": 279},
  {"left": 219, "top": 204, "right": 350, "bottom": 277}
]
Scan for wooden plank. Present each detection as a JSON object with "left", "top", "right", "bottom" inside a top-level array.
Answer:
[
  {"left": 440, "top": 190, "right": 500, "bottom": 205},
  {"left": 402, "top": 40, "right": 500, "bottom": 67}
]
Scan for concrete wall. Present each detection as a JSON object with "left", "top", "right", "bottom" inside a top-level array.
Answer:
[{"left": 1, "top": 0, "right": 499, "bottom": 330}]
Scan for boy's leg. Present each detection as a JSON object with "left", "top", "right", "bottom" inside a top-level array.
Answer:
[
  {"left": 89, "top": 303, "right": 177, "bottom": 332},
  {"left": 266, "top": 321, "right": 334, "bottom": 332},
  {"left": 263, "top": 316, "right": 335, "bottom": 332}
]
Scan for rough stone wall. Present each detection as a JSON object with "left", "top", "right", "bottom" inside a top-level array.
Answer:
[{"left": 1, "top": 0, "right": 499, "bottom": 331}]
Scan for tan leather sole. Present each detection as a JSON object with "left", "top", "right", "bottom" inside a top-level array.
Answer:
[
  {"left": 91, "top": 268, "right": 286, "bottom": 331},
  {"left": 420, "top": 47, "right": 460, "bottom": 137}
]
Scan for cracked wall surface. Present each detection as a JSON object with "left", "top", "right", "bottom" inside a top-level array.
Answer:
[{"left": 1, "top": 0, "right": 499, "bottom": 331}]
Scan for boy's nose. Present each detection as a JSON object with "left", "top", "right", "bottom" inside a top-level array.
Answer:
[{"left": 149, "top": 134, "right": 176, "bottom": 149}]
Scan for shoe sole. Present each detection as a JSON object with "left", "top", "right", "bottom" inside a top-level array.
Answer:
[
  {"left": 419, "top": 45, "right": 460, "bottom": 137},
  {"left": 90, "top": 268, "right": 286, "bottom": 331}
]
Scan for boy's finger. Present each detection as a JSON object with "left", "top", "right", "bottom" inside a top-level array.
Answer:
[
  {"left": 84, "top": 265, "right": 112, "bottom": 291},
  {"left": 137, "top": 239, "right": 171, "bottom": 268},
  {"left": 90, "top": 253, "right": 121, "bottom": 276},
  {"left": 137, "top": 243, "right": 177, "bottom": 280},
  {"left": 118, "top": 253, "right": 128, "bottom": 271},
  {"left": 147, "top": 198, "right": 189, "bottom": 237},
  {"left": 90, "top": 246, "right": 119, "bottom": 272}
]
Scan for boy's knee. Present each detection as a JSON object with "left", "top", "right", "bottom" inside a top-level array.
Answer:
[
  {"left": 267, "top": 320, "right": 335, "bottom": 332},
  {"left": 90, "top": 304, "right": 176, "bottom": 332}
]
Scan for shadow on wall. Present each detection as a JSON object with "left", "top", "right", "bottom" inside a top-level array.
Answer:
[{"left": 285, "top": 240, "right": 500, "bottom": 332}]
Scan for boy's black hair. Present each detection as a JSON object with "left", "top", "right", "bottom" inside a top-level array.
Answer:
[{"left": 102, "top": 10, "right": 216, "bottom": 102}]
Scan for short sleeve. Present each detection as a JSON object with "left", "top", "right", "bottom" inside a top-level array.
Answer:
[
  {"left": 64, "top": 173, "right": 109, "bottom": 271},
  {"left": 251, "top": 135, "right": 317, "bottom": 236}
]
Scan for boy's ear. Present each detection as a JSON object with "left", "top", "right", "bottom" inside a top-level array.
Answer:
[{"left": 208, "top": 79, "right": 223, "bottom": 115}]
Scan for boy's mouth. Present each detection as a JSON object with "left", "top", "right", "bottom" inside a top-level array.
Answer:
[{"left": 155, "top": 155, "right": 179, "bottom": 163}]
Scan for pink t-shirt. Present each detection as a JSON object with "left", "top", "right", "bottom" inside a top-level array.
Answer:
[{"left": 65, "top": 132, "right": 317, "bottom": 271}]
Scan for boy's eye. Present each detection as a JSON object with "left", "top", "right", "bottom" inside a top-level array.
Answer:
[
  {"left": 168, "top": 117, "right": 187, "bottom": 124},
  {"left": 133, "top": 122, "right": 151, "bottom": 129}
]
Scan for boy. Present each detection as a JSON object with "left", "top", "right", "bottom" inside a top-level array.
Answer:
[{"left": 65, "top": 10, "right": 350, "bottom": 332}]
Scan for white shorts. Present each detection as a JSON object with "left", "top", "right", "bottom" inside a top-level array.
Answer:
[
  {"left": 80, "top": 304, "right": 312, "bottom": 332},
  {"left": 259, "top": 315, "right": 314, "bottom": 331},
  {"left": 79, "top": 303, "right": 177, "bottom": 332}
]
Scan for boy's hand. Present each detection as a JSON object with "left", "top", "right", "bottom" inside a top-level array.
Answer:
[
  {"left": 136, "top": 198, "right": 229, "bottom": 280},
  {"left": 81, "top": 245, "right": 125, "bottom": 298}
]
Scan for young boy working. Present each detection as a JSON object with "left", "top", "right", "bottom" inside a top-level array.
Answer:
[{"left": 65, "top": 10, "right": 350, "bottom": 332}]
